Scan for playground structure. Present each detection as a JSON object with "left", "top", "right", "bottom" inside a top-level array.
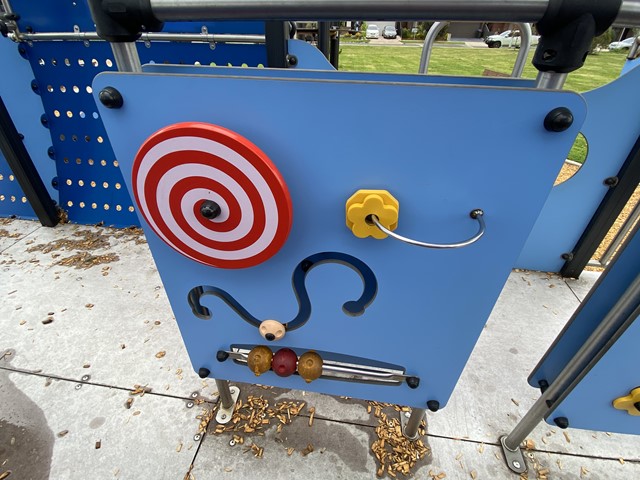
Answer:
[{"left": 1, "top": 0, "right": 640, "bottom": 475}]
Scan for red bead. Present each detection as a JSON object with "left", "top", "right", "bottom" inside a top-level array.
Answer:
[{"left": 271, "top": 348, "right": 298, "bottom": 377}]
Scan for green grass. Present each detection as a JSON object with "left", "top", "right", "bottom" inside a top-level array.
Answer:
[{"left": 338, "top": 45, "right": 627, "bottom": 92}]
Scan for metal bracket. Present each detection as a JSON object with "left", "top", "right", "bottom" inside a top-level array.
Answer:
[
  {"left": 215, "top": 385, "right": 240, "bottom": 424},
  {"left": 499, "top": 435, "right": 528, "bottom": 474}
]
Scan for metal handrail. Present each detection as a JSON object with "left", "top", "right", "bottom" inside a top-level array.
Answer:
[
  {"left": 146, "top": 0, "right": 640, "bottom": 26},
  {"left": 419, "top": 22, "right": 533, "bottom": 78}
]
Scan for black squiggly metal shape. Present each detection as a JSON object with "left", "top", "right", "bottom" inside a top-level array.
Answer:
[{"left": 187, "top": 252, "right": 378, "bottom": 331}]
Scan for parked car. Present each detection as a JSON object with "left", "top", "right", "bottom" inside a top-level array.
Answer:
[
  {"left": 609, "top": 36, "right": 636, "bottom": 50},
  {"left": 382, "top": 25, "right": 397, "bottom": 39},
  {"left": 484, "top": 30, "right": 540, "bottom": 48},
  {"left": 365, "top": 25, "right": 379, "bottom": 39}
]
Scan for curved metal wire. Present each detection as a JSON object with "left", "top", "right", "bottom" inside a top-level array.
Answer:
[{"left": 369, "top": 209, "right": 485, "bottom": 249}]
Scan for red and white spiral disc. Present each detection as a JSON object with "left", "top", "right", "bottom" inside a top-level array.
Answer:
[{"left": 133, "top": 122, "right": 292, "bottom": 269}]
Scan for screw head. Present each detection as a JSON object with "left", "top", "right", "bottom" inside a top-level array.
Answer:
[
  {"left": 198, "top": 367, "right": 211, "bottom": 378},
  {"left": 186, "top": 401, "right": 194, "bottom": 408},
  {"left": 98, "top": 87, "right": 124, "bottom": 109},
  {"left": 75, "top": 384, "right": 82, "bottom": 390},
  {"left": 229, "top": 439, "right": 236, "bottom": 446},
  {"left": 286, "top": 54, "right": 298, "bottom": 66},
  {"left": 544, "top": 107, "right": 574, "bottom": 132},
  {"left": 426, "top": 400, "right": 440, "bottom": 412},
  {"left": 81, "top": 375, "right": 90, "bottom": 381},
  {"left": 221, "top": 414, "right": 227, "bottom": 420},
  {"left": 191, "top": 392, "right": 199, "bottom": 398},
  {"left": 513, "top": 461, "right": 521, "bottom": 469},
  {"left": 47, "top": 147, "right": 55, "bottom": 159},
  {"left": 193, "top": 434, "right": 202, "bottom": 441},
  {"left": 31, "top": 80, "right": 39, "bottom": 94},
  {"left": 561, "top": 252, "right": 574, "bottom": 261}
]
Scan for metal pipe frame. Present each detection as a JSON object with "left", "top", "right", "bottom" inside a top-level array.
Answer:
[
  {"left": 10, "top": 31, "right": 266, "bottom": 44},
  {"left": 599, "top": 201, "right": 640, "bottom": 265},
  {"left": 147, "top": 0, "right": 640, "bottom": 26},
  {"left": 419, "top": 22, "right": 532, "bottom": 78},
  {"left": 502, "top": 273, "right": 640, "bottom": 453},
  {"left": 111, "top": 42, "right": 142, "bottom": 72},
  {"left": 402, "top": 408, "right": 426, "bottom": 440},
  {"left": 215, "top": 378, "right": 235, "bottom": 409}
]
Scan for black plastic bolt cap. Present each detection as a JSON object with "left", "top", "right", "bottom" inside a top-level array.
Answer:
[
  {"left": 265, "top": 333, "right": 275, "bottom": 341},
  {"left": 198, "top": 367, "right": 210, "bottom": 378},
  {"left": 427, "top": 400, "right": 440, "bottom": 412},
  {"left": 216, "top": 350, "right": 229, "bottom": 362},
  {"left": 553, "top": 417, "right": 569, "bottom": 429},
  {"left": 406, "top": 376, "right": 420, "bottom": 389},
  {"left": 544, "top": 107, "right": 573, "bottom": 132},
  {"left": 99, "top": 87, "right": 124, "bottom": 109},
  {"left": 604, "top": 176, "right": 619, "bottom": 187},
  {"left": 200, "top": 200, "right": 221, "bottom": 219}
]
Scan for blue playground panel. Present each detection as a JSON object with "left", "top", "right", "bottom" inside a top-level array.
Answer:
[
  {"left": 529, "top": 223, "right": 640, "bottom": 389},
  {"left": 530, "top": 221, "right": 640, "bottom": 434},
  {"left": 517, "top": 59, "right": 640, "bottom": 272},
  {"left": 546, "top": 310, "right": 640, "bottom": 435},
  {"left": 95, "top": 68, "right": 586, "bottom": 408}
]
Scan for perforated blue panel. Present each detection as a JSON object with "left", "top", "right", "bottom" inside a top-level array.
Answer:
[
  {"left": 10, "top": 0, "right": 264, "bottom": 34},
  {"left": 0, "top": 38, "right": 57, "bottom": 220},
  {"left": 21, "top": 39, "right": 267, "bottom": 226},
  {"left": 1, "top": 0, "right": 267, "bottom": 225}
]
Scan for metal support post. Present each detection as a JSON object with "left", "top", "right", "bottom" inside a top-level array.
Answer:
[
  {"left": 215, "top": 378, "right": 234, "bottom": 409},
  {"left": 400, "top": 407, "right": 426, "bottom": 440},
  {"left": 500, "top": 273, "right": 640, "bottom": 473},
  {"left": 535, "top": 71, "right": 568, "bottom": 90},
  {"left": 111, "top": 42, "right": 142, "bottom": 73},
  {"left": 214, "top": 379, "right": 240, "bottom": 424}
]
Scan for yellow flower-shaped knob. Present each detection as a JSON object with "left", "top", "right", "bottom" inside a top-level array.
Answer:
[
  {"left": 346, "top": 190, "right": 399, "bottom": 239},
  {"left": 613, "top": 387, "right": 640, "bottom": 416}
]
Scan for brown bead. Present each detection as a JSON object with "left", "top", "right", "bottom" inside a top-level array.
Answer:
[
  {"left": 247, "top": 345, "right": 273, "bottom": 377},
  {"left": 297, "top": 351, "right": 323, "bottom": 383}
]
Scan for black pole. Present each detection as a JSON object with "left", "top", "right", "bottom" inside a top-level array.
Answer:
[
  {"left": 0, "top": 97, "right": 58, "bottom": 227},
  {"left": 560, "top": 133, "right": 640, "bottom": 278},
  {"left": 329, "top": 26, "right": 340, "bottom": 69},
  {"left": 265, "top": 21, "right": 290, "bottom": 68},
  {"left": 318, "top": 21, "right": 331, "bottom": 60}
]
